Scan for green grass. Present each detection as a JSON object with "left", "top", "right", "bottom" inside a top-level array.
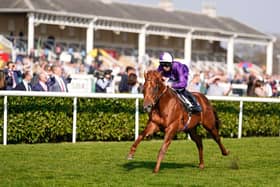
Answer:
[{"left": 0, "top": 138, "right": 279, "bottom": 187}]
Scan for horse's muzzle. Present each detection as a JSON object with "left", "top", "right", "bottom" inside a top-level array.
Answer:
[{"left": 143, "top": 104, "right": 153, "bottom": 113}]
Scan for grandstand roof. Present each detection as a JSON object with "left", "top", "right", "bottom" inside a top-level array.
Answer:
[{"left": 0, "top": 0, "right": 272, "bottom": 40}]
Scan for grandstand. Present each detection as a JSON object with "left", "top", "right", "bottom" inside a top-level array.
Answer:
[{"left": 0, "top": 0, "right": 276, "bottom": 76}]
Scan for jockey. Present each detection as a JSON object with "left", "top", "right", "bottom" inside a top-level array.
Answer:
[{"left": 157, "top": 52, "right": 202, "bottom": 114}]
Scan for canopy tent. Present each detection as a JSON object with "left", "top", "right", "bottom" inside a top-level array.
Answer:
[
  {"left": 0, "top": 35, "right": 13, "bottom": 65},
  {"left": 88, "top": 48, "right": 112, "bottom": 59},
  {"left": 0, "top": 35, "right": 13, "bottom": 53},
  {"left": 88, "top": 48, "right": 120, "bottom": 69},
  {"left": 237, "top": 61, "right": 253, "bottom": 68}
]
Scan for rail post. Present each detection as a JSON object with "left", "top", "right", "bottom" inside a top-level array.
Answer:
[
  {"left": 72, "top": 97, "right": 77, "bottom": 143},
  {"left": 238, "top": 100, "right": 243, "bottom": 139},
  {"left": 135, "top": 98, "right": 139, "bottom": 140},
  {"left": 3, "top": 96, "right": 7, "bottom": 145}
]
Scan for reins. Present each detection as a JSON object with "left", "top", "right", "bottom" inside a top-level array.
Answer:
[
  {"left": 154, "top": 83, "right": 168, "bottom": 105},
  {"left": 145, "top": 78, "right": 168, "bottom": 107}
]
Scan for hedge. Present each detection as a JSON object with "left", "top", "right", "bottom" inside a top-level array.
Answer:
[{"left": 0, "top": 96, "right": 279, "bottom": 144}]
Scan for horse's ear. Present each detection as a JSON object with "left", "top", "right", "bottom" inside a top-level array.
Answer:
[
  {"left": 144, "top": 71, "right": 147, "bottom": 80},
  {"left": 159, "top": 71, "right": 164, "bottom": 81}
]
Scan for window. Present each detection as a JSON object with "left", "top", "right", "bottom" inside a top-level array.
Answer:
[
  {"left": 69, "top": 27, "right": 75, "bottom": 37},
  {"left": 8, "top": 19, "right": 15, "bottom": 31},
  {"left": 40, "top": 25, "right": 47, "bottom": 34}
]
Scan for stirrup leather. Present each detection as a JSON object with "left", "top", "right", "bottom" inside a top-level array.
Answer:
[
  {"left": 183, "top": 113, "right": 192, "bottom": 131},
  {"left": 177, "top": 94, "right": 192, "bottom": 109}
]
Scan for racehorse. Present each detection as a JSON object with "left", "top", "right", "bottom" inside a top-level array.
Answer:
[{"left": 127, "top": 70, "right": 229, "bottom": 173}]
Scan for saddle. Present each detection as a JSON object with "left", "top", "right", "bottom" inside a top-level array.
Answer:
[
  {"left": 168, "top": 88, "right": 191, "bottom": 112},
  {"left": 176, "top": 93, "right": 192, "bottom": 112}
]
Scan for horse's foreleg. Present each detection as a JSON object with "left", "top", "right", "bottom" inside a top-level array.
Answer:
[
  {"left": 127, "top": 121, "right": 159, "bottom": 160},
  {"left": 188, "top": 128, "right": 204, "bottom": 169},
  {"left": 153, "top": 126, "right": 176, "bottom": 173}
]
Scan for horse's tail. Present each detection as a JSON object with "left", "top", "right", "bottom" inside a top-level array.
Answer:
[{"left": 213, "top": 109, "right": 221, "bottom": 130}]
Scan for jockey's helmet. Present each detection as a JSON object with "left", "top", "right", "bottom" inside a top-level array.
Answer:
[{"left": 159, "top": 52, "right": 173, "bottom": 66}]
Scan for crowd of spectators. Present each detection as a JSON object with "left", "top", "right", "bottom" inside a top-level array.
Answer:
[
  {"left": 0, "top": 51, "right": 279, "bottom": 97},
  {"left": 0, "top": 52, "right": 143, "bottom": 94},
  {"left": 0, "top": 56, "right": 71, "bottom": 92},
  {"left": 188, "top": 70, "right": 280, "bottom": 97}
]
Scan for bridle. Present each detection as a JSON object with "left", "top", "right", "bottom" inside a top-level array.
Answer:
[{"left": 144, "top": 79, "right": 168, "bottom": 107}]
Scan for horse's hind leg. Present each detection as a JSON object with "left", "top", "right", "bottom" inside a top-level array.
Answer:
[
  {"left": 208, "top": 127, "right": 229, "bottom": 156},
  {"left": 188, "top": 127, "right": 204, "bottom": 169},
  {"left": 127, "top": 121, "right": 159, "bottom": 160}
]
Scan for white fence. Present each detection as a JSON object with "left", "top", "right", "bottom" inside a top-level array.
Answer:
[{"left": 0, "top": 91, "right": 279, "bottom": 145}]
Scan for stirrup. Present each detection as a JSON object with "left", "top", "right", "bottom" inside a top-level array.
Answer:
[
  {"left": 183, "top": 113, "right": 192, "bottom": 131},
  {"left": 182, "top": 103, "right": 192, "bottom": 112},
  {"left": 189, "top": 105, "right": 202, "bottom": 114}
]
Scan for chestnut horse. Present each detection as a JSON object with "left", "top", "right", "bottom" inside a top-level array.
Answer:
[{"left": 127, "top": 70, "right": 229, "bottom": 173}]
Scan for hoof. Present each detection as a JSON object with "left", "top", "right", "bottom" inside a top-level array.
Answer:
[
  {"left": 223, "top": 150, "right": 230, "bottom": 156},
  {"left": 153, "top": 169, "right": 159, "bottom": 173},
  {"left": 199, "top": 164, "right": 205, "bottom": 169},
  {"left": 127, "top": 154, "right": 134, "bottom": 160}
]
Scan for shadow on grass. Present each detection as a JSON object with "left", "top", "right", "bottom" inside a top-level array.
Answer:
[{"left": 123, "top": 161, "right": 197, "bottom": 171}]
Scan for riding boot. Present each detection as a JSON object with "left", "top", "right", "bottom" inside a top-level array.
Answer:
[{"left": 182, "top": 90, "right": 202, "bottom": 113}]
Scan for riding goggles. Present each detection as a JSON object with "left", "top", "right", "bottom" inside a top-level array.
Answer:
[{"left": 160, "top": 62, "right": 172, "bottom": 67}]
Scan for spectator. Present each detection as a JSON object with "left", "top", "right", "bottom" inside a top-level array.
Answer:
[
  {"left": 18, "top": 31, "right": 25, "bottom": 51},
  {"left": 0, "top": 69, "right": 6, "bottom": 90},
  {"left": 118, "top": 66, "right": 135, "bottom": 93},
  {"left": 48, "top": 65, "right": 70, "bottom": 92},
  {"left": 246, "top": 73, "right": 256, "bottom": 96},
  {"left": 206, "top": 76, "right": 232, "bottom": 96},
  {"left": 8, "top": 32, "right": 15, "bottom": 45},
  {"left": 231, "top": 73, "right": 244, "bottom": 96},
  {"left": 88, "top": 61, "right": 98, "bottom": 75},
  {"left": 188, "top": 74, "right": 202, "bottom": 93},
  {"left": 32, "top": 71, "right": 49, "bottom": 91},
  {"left": 127, "top": 73, "right": 141, "bottom": 94},
  {"left": 95, "top": 69, "right": 113, "bottom": 93},
  {"left": 55, "top": 45, "right": 62, "bottom": 56},
  {"left": 77, "top": 63, "right": 88, "bottom": 75},
  {"left": 198, "top": 71, "right": 208, "bottom": 94},
  {"left": 263, "top": 74, "right": 273, "bottom": 97},
  {"left": 95, "top": 49, "right": 103, "bottom": 68},
  {"left": 253, "top": 80, "right": 267, "bottom": 97},
  {"left": 14, "top": 71, "right": 32, "bottom": 91},
  {"left": 270, "top": 80, "right": 279, "bottom": 97},
  {"left": 44, "top": 63, "right": 53, "bottom": 77},
  {"left": 4, "top": 61, "right": 21, "bottom": 90}
]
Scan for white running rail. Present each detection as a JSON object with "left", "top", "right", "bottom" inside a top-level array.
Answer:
[{"left": 0, "top": 91, "right": 279, "bottom": 145}]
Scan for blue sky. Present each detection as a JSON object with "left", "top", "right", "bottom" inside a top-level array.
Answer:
[{"left": 117, "top": 0, "right": 279, "bottom": 34}]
